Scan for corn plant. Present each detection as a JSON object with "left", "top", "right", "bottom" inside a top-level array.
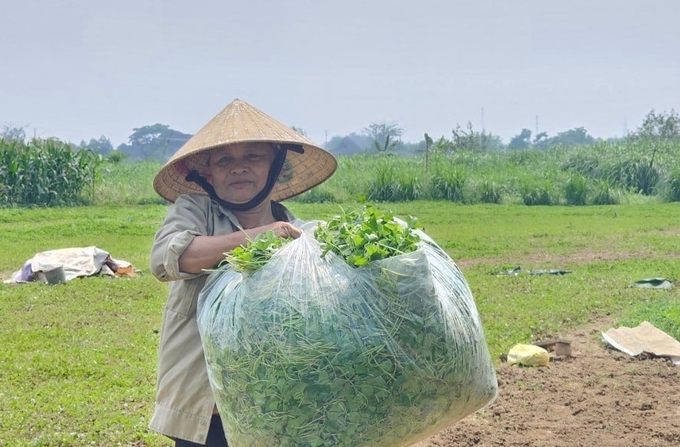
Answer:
[{"left": 0, "top": 139, "right": 101, "bottom": 207}]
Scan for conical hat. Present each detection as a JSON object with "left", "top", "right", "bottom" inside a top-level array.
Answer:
[{"left": 153, "top": 99, "right": 337, "bottom": 203}]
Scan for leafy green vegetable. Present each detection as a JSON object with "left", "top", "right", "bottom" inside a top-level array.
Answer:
[
  {"left": 220, "top": 230, "right": 292, "bottom": 273},
  {"left": 314, "top": 204, "right": 422, "bottom": 267}
]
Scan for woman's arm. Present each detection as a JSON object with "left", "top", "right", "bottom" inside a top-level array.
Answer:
[{"left": 178, "top": 221, "right": 302, "bottom": 274}]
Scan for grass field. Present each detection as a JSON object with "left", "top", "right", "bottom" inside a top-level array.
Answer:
[{"left": 1, "top": 201, "right": 678, "bottom": 446}]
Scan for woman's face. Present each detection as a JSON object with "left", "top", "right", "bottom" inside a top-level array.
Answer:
[{"left": 206, "top": 142, "right": 276, "bottom": 204}]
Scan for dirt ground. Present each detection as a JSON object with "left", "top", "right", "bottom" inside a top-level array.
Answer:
[{"left": 414, "top": 317, "right": 680, "bottom": 447}]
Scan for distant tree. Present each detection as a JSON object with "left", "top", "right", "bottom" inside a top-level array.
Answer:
[
  {"left": 104, "top": 151, "right": 128, "bottom": 164},
  {"left": 451, "top": 122, "right": 477, "bottom": 152},
  {"left": 533, "top": 131, "right": 549, "bottom": 149},
  {"left": 128, "top": 124, "right": 170, "bottom": 146},
  {"left": 548, "top": 127, "right": 595, "bottom": 146},
  {"left": 79, "top": 135, "right": 114, "bottom": 155},
  {"left": 362, "top": 122, "right": 403, "bottom": 155},
  {"left": 117, "top": 124, "right": 192, "bottom": 161},
  {"left": 326, "top": 133, "right": 369, "bottom": 155},
  {"left": 450, "top": 122, "right": 504, "bottom": 152},
  {"left": 508, "top": 128, "right": 532, "bottom": 150},
  {"left": 1, "top": 124, "right": 26, "bottom": 142},
  {"left": 631, "top": 109, "right": 680, "bottom": 141},
  {"left": 483, "top": 132, "right": 505, "bottom": 151}
]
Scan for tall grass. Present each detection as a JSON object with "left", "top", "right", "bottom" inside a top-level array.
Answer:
[
  {"left": 564, "top": 174, "right": 588, "bottom": 205},
  {"left": 590, "top": 180, "right": 620, "bottom": 205},
  {"left": 520, "top": 178, "right": 558, "bottom": 206},
  {"left": 656, "top": 167, "right": 680, "bottom": 203},
  {"left": 95, "top": 161, "right": 164, "bottom": 205},
  {"left": 5, "top": 139, "right": 679, "bottom": 208}
]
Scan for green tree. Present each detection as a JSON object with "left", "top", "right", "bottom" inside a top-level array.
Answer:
[
  {"left": 533, "top": 131, "right": 549, "bottom": 149},
  {"left": 631, "top": 109, "right": 680, "bottom": 141},
  {"left": 451, "top": 122, "right": 504, "bottom": 152},
  {"left": 508, "top": 128, "right": 532, "bottom": 150},
  {"left": 451, "top": 122, "right": 478, "bottom": 151},
  {"left": 325, "top": 133, "right": 367, "bottom": 155},
  {"left": 548, "top": 127, "right": 595, "bottom": 146},
  {"left": 1, "top": 124, "right": 26, "bottom": 142},
  {"left": 117, "top": 124, "right": 192, "bottom": 161},
  {"left": 79, "top": 136, "right": 114, "bottom": 155},
  {"left": 364, "top": 122, "right": 403, "bottom": 154},
  {"left": 129, "top": 124, "right": 170, "bottom": 146}
]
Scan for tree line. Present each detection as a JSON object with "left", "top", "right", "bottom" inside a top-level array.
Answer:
[{"left": 2, "top": 109, "right": 679, "bottom": 163}]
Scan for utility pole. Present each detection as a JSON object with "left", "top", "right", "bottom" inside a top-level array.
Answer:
[{"left": 535, "top": 115, "right": 539, "bottom": 135}]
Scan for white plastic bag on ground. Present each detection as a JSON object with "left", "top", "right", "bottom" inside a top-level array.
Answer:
[{"left": 197, "top": 226, "right": 497, "bottom": 447}]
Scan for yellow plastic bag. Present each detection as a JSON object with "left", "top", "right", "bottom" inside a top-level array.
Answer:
[{"left": 507, "top": 344, "right": 550, "bottom": 367}]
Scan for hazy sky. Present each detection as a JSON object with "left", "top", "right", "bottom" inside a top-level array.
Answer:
[{"left": 2, "top": 1, "right": 679, "bottom": 147}]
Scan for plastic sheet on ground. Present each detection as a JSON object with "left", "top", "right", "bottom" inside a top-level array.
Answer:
[
  {"left": 3, "top": 246, "right": 134, "bottom": 284},
  {"left": 602, "top": 321, "right": 680, "bottom": 366}
]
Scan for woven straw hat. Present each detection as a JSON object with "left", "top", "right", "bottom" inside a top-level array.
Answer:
[{"left": 153, "top": 99, "right": 337, "bottom": 203}]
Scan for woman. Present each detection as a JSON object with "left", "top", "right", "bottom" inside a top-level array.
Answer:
[{"left": 148, "top": 99, "right": 337, "bottom": 446}]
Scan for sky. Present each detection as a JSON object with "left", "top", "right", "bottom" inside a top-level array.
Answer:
[{"left": 2, "top": 0, "right": 679, "bottom": 147}]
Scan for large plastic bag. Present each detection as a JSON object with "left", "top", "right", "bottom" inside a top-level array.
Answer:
[{"left": 197, "top": 225, "right": 497, "bottom": 447}]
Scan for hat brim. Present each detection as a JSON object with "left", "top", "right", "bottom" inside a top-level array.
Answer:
[{"left": 153, "top": 141, "right": 337, "bottom": 203}]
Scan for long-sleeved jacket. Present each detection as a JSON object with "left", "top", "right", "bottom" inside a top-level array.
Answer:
[{"left": 148, "top": 193, "right": 294, "bottom": 443}]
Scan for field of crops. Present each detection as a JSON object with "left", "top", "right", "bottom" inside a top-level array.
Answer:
[
  {"left": 2, "top": 138, "right": 680, "bottom": 208},
  {"left": 90, "top": 140, "right": 680, "bottom": 207},
  {"left": 1, "top": 138, "right": 679, "bottom": 445},
  {"left": 1, "top": 200, "right": 678, "bottom": 445}
]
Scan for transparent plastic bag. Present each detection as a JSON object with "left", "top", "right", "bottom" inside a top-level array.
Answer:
[{"left": 197, "top": 227, "right": 497, "bottom": 447}]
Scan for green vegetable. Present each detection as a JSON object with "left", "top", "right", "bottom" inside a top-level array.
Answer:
[
  {"left": 220, "top": 230, "right": 292, "bottom": 273},
  {"left": 314, "top": 204, "right": 421, "bottom": 267}
]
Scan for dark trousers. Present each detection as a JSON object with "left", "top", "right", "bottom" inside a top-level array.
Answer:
[{"left": 174, "top": 414, "right": 228, "bottom": 447}]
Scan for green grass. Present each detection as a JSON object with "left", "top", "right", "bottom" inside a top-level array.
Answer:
[
  {"left": 1, "top": 202, "right": 679, "bottom": 446},
  {"left": 2, "top": 278, "right": 161, "bottom": 445},
  {"left": 618, "top": 294, "right": 680, "bottom": 339}
]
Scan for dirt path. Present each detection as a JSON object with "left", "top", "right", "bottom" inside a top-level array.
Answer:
[{"left": 415, "top": 317, "right": 680, "bottom": 447}]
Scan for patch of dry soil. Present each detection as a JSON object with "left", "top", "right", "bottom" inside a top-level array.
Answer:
[{"left": 415, "top": 318, "right": 680, "bottom": 447}]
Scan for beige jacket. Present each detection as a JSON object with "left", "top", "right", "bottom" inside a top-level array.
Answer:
[{"left": 148, "top": 194, "right": 294, "bottom": 443}]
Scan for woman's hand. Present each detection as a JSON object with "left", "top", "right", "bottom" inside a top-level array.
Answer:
[{"left": 251, "top": 221, "right": 302, "bottom": 240}]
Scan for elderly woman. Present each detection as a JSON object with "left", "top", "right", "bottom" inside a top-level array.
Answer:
[{"left": 148, "top": 99, "right": 336, "bottom": 446}]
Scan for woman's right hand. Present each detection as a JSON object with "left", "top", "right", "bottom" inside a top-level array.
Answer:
[{"left": 251, "top": 221, "right": 302, "bottom": 240}]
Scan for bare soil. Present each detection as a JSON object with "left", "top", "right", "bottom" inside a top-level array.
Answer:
[{"left": 415, "top": 317, "right": 680, "bottom": 447}]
